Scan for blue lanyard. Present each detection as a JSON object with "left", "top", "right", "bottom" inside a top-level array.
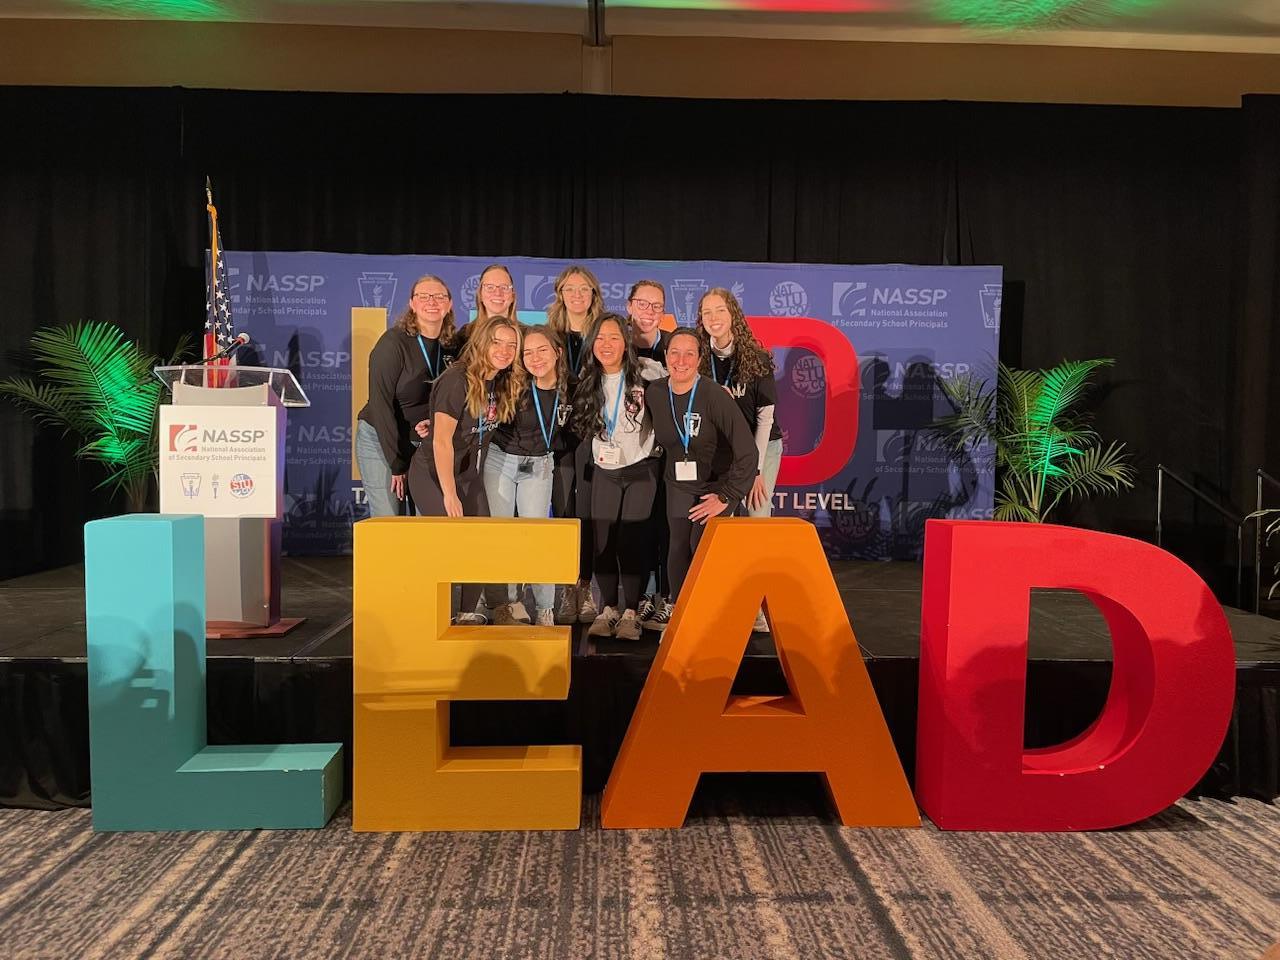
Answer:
[
  {"left": 710, "top": 350, "right": 734, "bottom": 387},
  {"left": 417, "top": 334, "right": 441, "bottom": 380},
  {"left": 531, "top": 385, "right": 560, "bottom": 453},
  {"left": 601, "top": 374, "right": 627, "bottom": 441},
  {"left": 668, "top": 375, "right": 700, "bottom": 457}
]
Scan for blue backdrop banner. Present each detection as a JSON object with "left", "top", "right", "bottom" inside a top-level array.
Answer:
[{"left": 219, "top": 252, "right": 1000, "bottom": 560}]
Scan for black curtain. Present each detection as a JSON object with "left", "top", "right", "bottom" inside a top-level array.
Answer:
[{"left": 2, "top": 87, "right": 1276, "bottom": 599}]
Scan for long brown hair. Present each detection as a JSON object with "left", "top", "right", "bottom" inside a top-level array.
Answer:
[
  {"left": 474, "top": 264, "right": 516, "bottom": 325},
  {"left": 520, "top": 325, "right": 570, "bottom": 406},
  {"left": 546, "top": 264, "right": 604, "bottom": 336},
  {"left": 461, "top": 316, "right": 525, "bottom": 423},
  {"left": 696, "top": 287, "right": 775, "bottom": 383},
  {"left": 395, "top": 274, "right": 457, "bottom": 343}
]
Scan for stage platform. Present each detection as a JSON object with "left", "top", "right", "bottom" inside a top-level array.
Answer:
[{"left": 3, "top": 558, "right": 1278, "bottom": 808}]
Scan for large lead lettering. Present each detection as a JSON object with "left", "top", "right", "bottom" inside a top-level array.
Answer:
[
  {"left": 602, "top": 518, "right": 918, "bottom": 829},
  {"left": 916, "top": 520, "right": 1235, "bottom": 831}
]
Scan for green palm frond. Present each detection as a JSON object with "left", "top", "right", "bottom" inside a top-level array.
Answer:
[
  {"left": 930, "top": 355, "right": 1131, "bottom": 523},
  {"left": 1, "top": 320, "right": 191, "bottom": 511}
]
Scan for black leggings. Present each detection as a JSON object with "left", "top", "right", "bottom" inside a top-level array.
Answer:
[
  {"left": 591, "top": 458, "right": 659, "bottom": 613},
  {"left": 665, "top": 484, "right": 709, "bottom": 603},
  {"left": 553, "top": 438, "right": 594, "bottom": 583},
  {"left": 647, "top": 476, "right": 671, "bottom": 598},
  {"left": 407, "top": 455, "right": 504, "bottom": 613}
]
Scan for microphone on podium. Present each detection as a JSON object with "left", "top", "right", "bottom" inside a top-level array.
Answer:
[{"left": 201, "top": 331, "right": 251, "bottom": 364}]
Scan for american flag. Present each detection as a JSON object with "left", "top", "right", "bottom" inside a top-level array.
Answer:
[{"left": 203, "top": 179, "right": 235, "bottom": 371}]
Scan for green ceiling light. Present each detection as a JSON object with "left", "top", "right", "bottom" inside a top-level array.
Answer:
[
  {"left": 933, "top": 0, "right": 1164, "bottom": 29},
  {"left": 78, "top": 0, "right": 230, "bottom": 20}
]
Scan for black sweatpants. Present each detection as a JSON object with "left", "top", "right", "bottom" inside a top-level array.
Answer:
[
  {"left": 665, "top": 484, "right": 709, "bottom": 603},
  {"left": 407, "top": 455, "right": 504, "bottom": 614},
  {"left": 591, "top": 458, "right": 660, "bottom": 613}
]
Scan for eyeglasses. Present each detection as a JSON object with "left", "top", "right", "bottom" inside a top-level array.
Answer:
[
  {"left": 412, "top": 293, "right": 450, "bottom": 304},
  {"left": 630, "top": 298, "right": 664, "bottom": 312},
  {"left": 482, "top": 283, "right": 514, "bottom": 295},
  {"left": 561, "top": 285, "right": 592, "bottom": 297}
]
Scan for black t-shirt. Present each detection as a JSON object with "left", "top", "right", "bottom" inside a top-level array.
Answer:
[
  {"left": 356, "top": 327, "right": 458, "bottom": 473},
  {"left": 645, "top": 375, "right": 758, "bottom": 502},
  {"left": 708, "top": 350, "right": 784, "bottom": 441},
  {"left": 563, "top": 330, "right": 587, "bottom": 381},
  {"left": 493, "top": 384, "right": 572, "bottom": 457},
  {"left": 633, "top": 328, "right": 671, "bottom": 366},
  {"left": 419, "top": 363, "right": 498, "bottom": 478}
]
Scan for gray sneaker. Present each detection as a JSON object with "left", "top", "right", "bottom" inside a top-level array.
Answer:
[
  {"left": 577, "top": 583, "right": 599, "bottom": 624},
  {"left": 456, "top": 611, "right": 488, "bottom": 626},
  {"left": 535, "top": 608, "right": 555, "bottom": 627},
  {"left": 555, "top": 584, "right": 579, "bottom": 625},
  {"left": 614, "top": 609, "right": 642, "bottom": 641},
  {"left": 587, "top": 605, "right": 619, "bottom": 638},
  {"left": 507, "top": 600, "right": 532, "bottom": 625}
]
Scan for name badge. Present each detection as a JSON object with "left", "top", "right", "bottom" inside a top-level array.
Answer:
[
  {"left": 675, "top": 460, "right": 698, "bottom": 482},
  {"left": 597, "top": 442, "right": 622, "bottom": 467}
]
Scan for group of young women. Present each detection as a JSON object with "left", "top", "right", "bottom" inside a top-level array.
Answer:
[{"left": 355, "top": 263, "right": 782, "bottom": 638}]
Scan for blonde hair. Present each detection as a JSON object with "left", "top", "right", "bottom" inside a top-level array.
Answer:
[
  {"left": 474, "top": 264, "right": 516, "bottom": 325},
  {"left": 546, "top": 264, "right": 604, "bottom": 336},
  {"left": 396, "top": 274, "right": 456, "bottom": 343},
  {"left": 462, "top": 316, "right": 525, "bottom": 423}
]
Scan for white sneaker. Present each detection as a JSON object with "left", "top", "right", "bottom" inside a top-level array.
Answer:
[
  {"left": 577, "top": 582, "right": 599, "bottom": 624},
  {"left": 555, "top": 584, "right": 579, "bottom": 625},
  {"left": 535, "top": 608, "right": 555, "bottom": 627},
  {"left": 507, "top": 600, "right": 532, "bottom": 624},
  {"left": 752, "top": 610, "right": 770, "bottom": 634},
  {"left": 456, "top": 611, "right": 488, "bottom": 626},
  {"left": 588, "top": 605, "right": 619, "bottom": 638},
  {"left": 614, "top": 609, "right": 642, "bottom": 641}
]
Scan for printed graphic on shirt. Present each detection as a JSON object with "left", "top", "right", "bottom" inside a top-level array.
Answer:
[
  {"left": 557, "top": 403, "right": 571, "bottom": 426},
  {"left": 683, "top": 412, "right": 703, "bottom": 437},
  {"left": 625, "top": 387, "right": 646, "bottom": 421},
  {"left": 727, "top": 382, "right": 748, "bottom": 399}
]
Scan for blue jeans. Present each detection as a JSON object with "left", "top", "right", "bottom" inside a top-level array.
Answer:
[
  {"left": 355, "top": 419, "right": 403, "bottom": 518},
  {"left": 482, "top": 444, "right": 556, "bottom": 613},
  {"left": 744, "top": 437, "right": 784, "bottom": 518}
]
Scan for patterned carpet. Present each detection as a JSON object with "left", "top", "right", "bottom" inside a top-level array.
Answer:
[{"left": 1, "top": 779, "right": 1278, "bottom": 959}]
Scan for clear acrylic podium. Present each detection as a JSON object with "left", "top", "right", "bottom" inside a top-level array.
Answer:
[{"left": 155, "top": 365, "right": 307, "bottom": 637}]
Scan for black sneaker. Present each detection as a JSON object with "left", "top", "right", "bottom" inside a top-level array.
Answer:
[
  {"left": 641, "top": 598, "right": 673, "bottom": 632},
  {"left": 637, "top": 594, "right": 656, "bottom": 624}
]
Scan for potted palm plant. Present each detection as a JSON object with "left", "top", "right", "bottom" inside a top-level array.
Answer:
[
  {"left": 932, "top": 358, "right": 1136, "bottom": 523},
  {"left": 1, "top": 321, "right": 191, "bottom": 513}
]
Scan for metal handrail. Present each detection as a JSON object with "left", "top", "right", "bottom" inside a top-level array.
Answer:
[
  {"left": 1156, "top": 464, "right": 1244, "bottom": 609},
  {"left": 1257, "top": 469, "right": 1280, "bottom": 614}
]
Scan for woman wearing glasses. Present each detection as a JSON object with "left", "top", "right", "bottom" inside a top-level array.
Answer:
[
  {"left": 482, "top": 326, "right": 571, "bottom": 627},
  {"left": 646, "top": 328, "right": 757, "bottom": 620},
  {"left": 408, "top": 315, "right": 525, "bottom": 624},
  {"left": 572, "top": 313, "right": 664, "bottom": 641},
  {"left": 355, "top": 275, "right": 458, "bottom": 517},
  {"left": 625, "top": 280, "right": 674, "bottom": 630},
  {"left": 547, "top": 265, "right": 606, "bottom": 626},
  {"left": 628, "top": 279, "right": 670, "bottom": 366}
]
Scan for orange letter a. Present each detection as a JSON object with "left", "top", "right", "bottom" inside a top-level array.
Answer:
[{"left": 601, "top": 518, "right": 919, "bottom": 829}]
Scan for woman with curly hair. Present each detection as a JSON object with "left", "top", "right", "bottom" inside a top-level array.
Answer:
[
  {"left": 355, "top": 275, "right": 459, "bottom": 517},
  {"left": 408, "top": 315, "right": 525, "bottom": 623},
  {"left": 698, "top": 288, "right": 784, "bottom": 631},
  {"left": 572, "top": 313, "right": 664, "bottom": 641},
  {"left": 547, "top": 265, "right": 606, "bottom": 625}
]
